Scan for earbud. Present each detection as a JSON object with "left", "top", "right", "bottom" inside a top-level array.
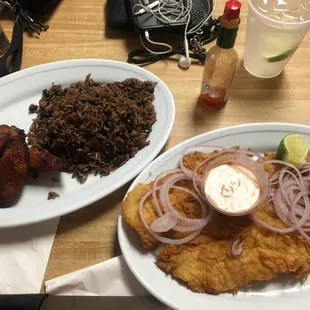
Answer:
[
  {"left": 179, "top": 56, "right": 191, "bottom": 69},
  {"left": 179, "top": 38, "right": 191, "bottom": 69}
]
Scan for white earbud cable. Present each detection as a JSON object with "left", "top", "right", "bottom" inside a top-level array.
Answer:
[
  {"left": 140, "top": 30, "right": 173, "bottom": 54},
  {"left": 134, "top": 0, "right": 216, "bottom": 56}
]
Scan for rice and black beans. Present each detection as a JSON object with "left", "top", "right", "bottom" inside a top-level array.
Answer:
[{"left": 28, "top": 74, "right": 157, "bottom": 183}]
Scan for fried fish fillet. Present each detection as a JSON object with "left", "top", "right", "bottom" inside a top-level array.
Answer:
[
  {"left": 121, "top": 151, "right": 310, "bottom": 294},
  {"left": 122, "top": 181, "right": 202, "bottom": 250},
  {"left": 122, "top": 183, "right": 159, "bottom": 249},
  {"left": 156, "top": 205, "right": 310, "bottom": 294}
]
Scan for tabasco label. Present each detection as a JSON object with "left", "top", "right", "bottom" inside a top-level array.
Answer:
[{"left": 200, "top": 75, "right": 228, "bottom": 109}]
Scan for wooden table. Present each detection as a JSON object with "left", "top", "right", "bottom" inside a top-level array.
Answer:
[{"left": 1, "top": 0, "right": 310, "bottom": 285}]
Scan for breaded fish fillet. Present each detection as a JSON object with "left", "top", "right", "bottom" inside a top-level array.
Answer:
[
  {"left": 156, "top": 204, "right": 310, "bottom": 294},
  {"left": 121, "top": 151, "right": 310, "bottom": 294},
  {"left": 122, "top": 181, "right": 202, "bottom": 250}
]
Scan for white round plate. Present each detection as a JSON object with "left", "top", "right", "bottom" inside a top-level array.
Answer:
[
  {"left": 118, "top": 123, "right": 310, "bottom": 310},
  {"left": 0, "top": 59, "right": 175, "bottom": 228}
]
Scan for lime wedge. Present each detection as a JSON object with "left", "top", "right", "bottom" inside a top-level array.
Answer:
[
  {"left": 266, "top": 46, "right": 298, "bottom": 63},
  {"left": 277, "top": 134, "right": 310, "bottom": 168}
]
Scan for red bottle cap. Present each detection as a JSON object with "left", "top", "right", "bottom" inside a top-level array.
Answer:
[{"left": 223, "top": 0, "right": 241, "bottom": 20}]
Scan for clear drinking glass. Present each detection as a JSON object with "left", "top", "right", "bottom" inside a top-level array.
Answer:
[{"left": 244, "top": 0, "right": 310, "bottom": 78}]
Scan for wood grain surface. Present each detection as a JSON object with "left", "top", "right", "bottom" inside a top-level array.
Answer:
[{"left": 1, "top": 0, "right": 310, "bottom": 285}]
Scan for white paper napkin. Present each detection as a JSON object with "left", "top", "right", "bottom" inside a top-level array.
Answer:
[
  {"left": 45, "top": 255, "right": 148, "bottom": 296},
  {"left": 0, "top": 218, "right": 59, "bottom": 294}
]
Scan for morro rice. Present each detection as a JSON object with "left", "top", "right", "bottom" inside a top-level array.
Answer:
[{"left": 28, "top": 74, "right": 157, "bottom": 183}]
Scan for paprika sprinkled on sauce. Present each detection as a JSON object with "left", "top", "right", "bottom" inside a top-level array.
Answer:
[{"left": 204, "top": 164, "right": 260, "bottom": 214}]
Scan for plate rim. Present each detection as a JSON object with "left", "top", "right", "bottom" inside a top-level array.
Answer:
[
  {"left": 118, "top": 122, "right": 310, "bottom": 310},
  {"left": 0, "top": 59, "right": 175, "bottom": 228}
]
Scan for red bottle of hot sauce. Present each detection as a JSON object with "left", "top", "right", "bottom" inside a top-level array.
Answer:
[{"left": 199, "top": 0, "right": 241, "bottom": 109}]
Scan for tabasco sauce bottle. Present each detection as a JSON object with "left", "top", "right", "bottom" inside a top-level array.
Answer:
[{"left": 199, "top": 0, "right": 241, "bottom": 109}]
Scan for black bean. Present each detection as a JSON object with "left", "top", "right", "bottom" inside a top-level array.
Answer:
[
  {"left": 28, "top": 104, "right": 38, "bottom": 114},
  {"left": 104, "top": 109, "right": 112, "bottom": 116},
  {"left": 126, "top": 123, "right": 133, "bottom": 132},
  {"left": 52, "top": 128, "right": 59, "bottom": 137},
  {"left": 127, "top": 108, "right": 133, "bottom": 117},
  {"left": 42, "top": 89, "right": 49, "bottom": 98},
  {"left": 40, "top": 110, "right": 50, "bottom": 119}
]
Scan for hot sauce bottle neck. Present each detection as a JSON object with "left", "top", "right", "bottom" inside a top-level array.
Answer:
[{"left": 217, "top": 0, "right": 241, "bottom": 49}]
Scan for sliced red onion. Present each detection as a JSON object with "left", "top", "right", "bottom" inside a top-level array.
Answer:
[
  {"left": 254, "top": 159, "right": 310, "bottom": 238},
  {"left": 226, "top": 149, "right": 265, "bottom": 167},
  {"left": 138, "top": 188, "right": 205, "bottom": 245},
  {"left": 159, "top": 173, "right": 191, "bottom": 214},
  {"left": 138, "top": 147, "right": 310, "bottom": 246},
  {"left": 172, "top": 185, "right": 209, "bottom": 218},
  {"left": 191, "top": 153, "right": 227, "bottom": 202},
  {"left": 152, "top": 168, "right": 182, "bottom": 215},
  {"left": 159, "top": 174, "right": 211, "bottom": 225},
  {"left": 173, "top": 219, "right": 210, "bottom": 232},
  {"left": 139, "top": 171, "right": 212, "bottom": 245},
  {"left": 291, "top": 191, "right": 310, "bottom": 241},
  {"left": 269, "top": 170, "right": 281, "bottom": 184},
  {"left": 151, "top": 228, "right": 203, "bottom": 245},
  {"left": 231, "top": 239, "right": 244, "bottom": 256},
  {"left": 302, "top": 162, "right": 310, "bottom": 168},
  {"left": 273, "top": 189, "right": 293, "bottom": 227},
  {"left": 267, "top": 188, "right": 277, "bottom": 200},
  {"left": 268, "top": 161, "right": 310, "bottom": 221},
  {"left": 150, "top": 211, "right": 178, "bottom": 233},
  {"left": 279, "top": 169, "right": 295, "bottom": 207}
]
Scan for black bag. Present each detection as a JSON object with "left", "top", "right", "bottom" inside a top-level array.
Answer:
[
  {"left": 0, "top": 0, "right": 60, "bottom": 78},
  {"left": 19, "top": 0, "right": 60, "bottom": 17},
  {"left": 107, "top": 0, "right": 215, "bottom": 33},
  {"left": 107, "top": 0, "right": 219, "bottom": 65}
]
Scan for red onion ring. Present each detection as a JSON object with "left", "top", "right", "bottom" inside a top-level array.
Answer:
[
  {"left": 139, "top": 168, "right": 213, "bottom": 245},
  {"left": 159, "top": 174, "right": 210, "bottom": 225},
  {"left": 191, "top": 152, "right": 229, "bottom": 202},
  {"left": 152, "top": 168, "right": 182, "bottom": 215},
  {"left": 150, "top": 211, "right": 178, "bottom": 233},
  {"left": 252, "top": 159, "right": 310, "bottom": 239},
  {"left": 138, "top": 146, "right": 310, "bottom": 246},
  {"left": 227, "top": 149, "right": 265, "bottom": 167},
  {"left": 231, "top": 239, "right": 244, "bottom": 256},
  {"left": 139, "top": 188, "right": 205, "bottom": 245}
]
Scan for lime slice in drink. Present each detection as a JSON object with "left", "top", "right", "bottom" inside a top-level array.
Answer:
[
  {"left": 262, "top": 36, "right": 298, "bottom": 63},
  {"left": 277, "top": 134, "right": 310, "bottom": 168},
  {"left": 266, "top": 46, "right": 298, "bottom": 62}
]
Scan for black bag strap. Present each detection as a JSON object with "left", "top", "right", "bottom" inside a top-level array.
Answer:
[
  {"left": 0, "top": 0, "right": 49, "bottom": 78},
  {"left": 0, "top": 15, "right": 23, "bottom": 77}
]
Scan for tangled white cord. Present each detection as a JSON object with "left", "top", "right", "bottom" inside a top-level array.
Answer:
[
  {"left": 133, "top": 0, "right": 216, "bottom": 55},
  {"left": 133, "top": 0, "right": 192, "bottom": 24}
]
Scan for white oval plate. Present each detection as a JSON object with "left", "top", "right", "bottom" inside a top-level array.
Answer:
[
  {"left": 0, "top": 59, "right": 175, "bottom": 228},
  {"left": 118, "top": 123, "right": 310, "bottom": 310}
]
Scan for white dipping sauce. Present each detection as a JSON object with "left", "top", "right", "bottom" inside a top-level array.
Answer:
[{"left": 204, "top": 164, "right": 260, "bottom": 213}]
